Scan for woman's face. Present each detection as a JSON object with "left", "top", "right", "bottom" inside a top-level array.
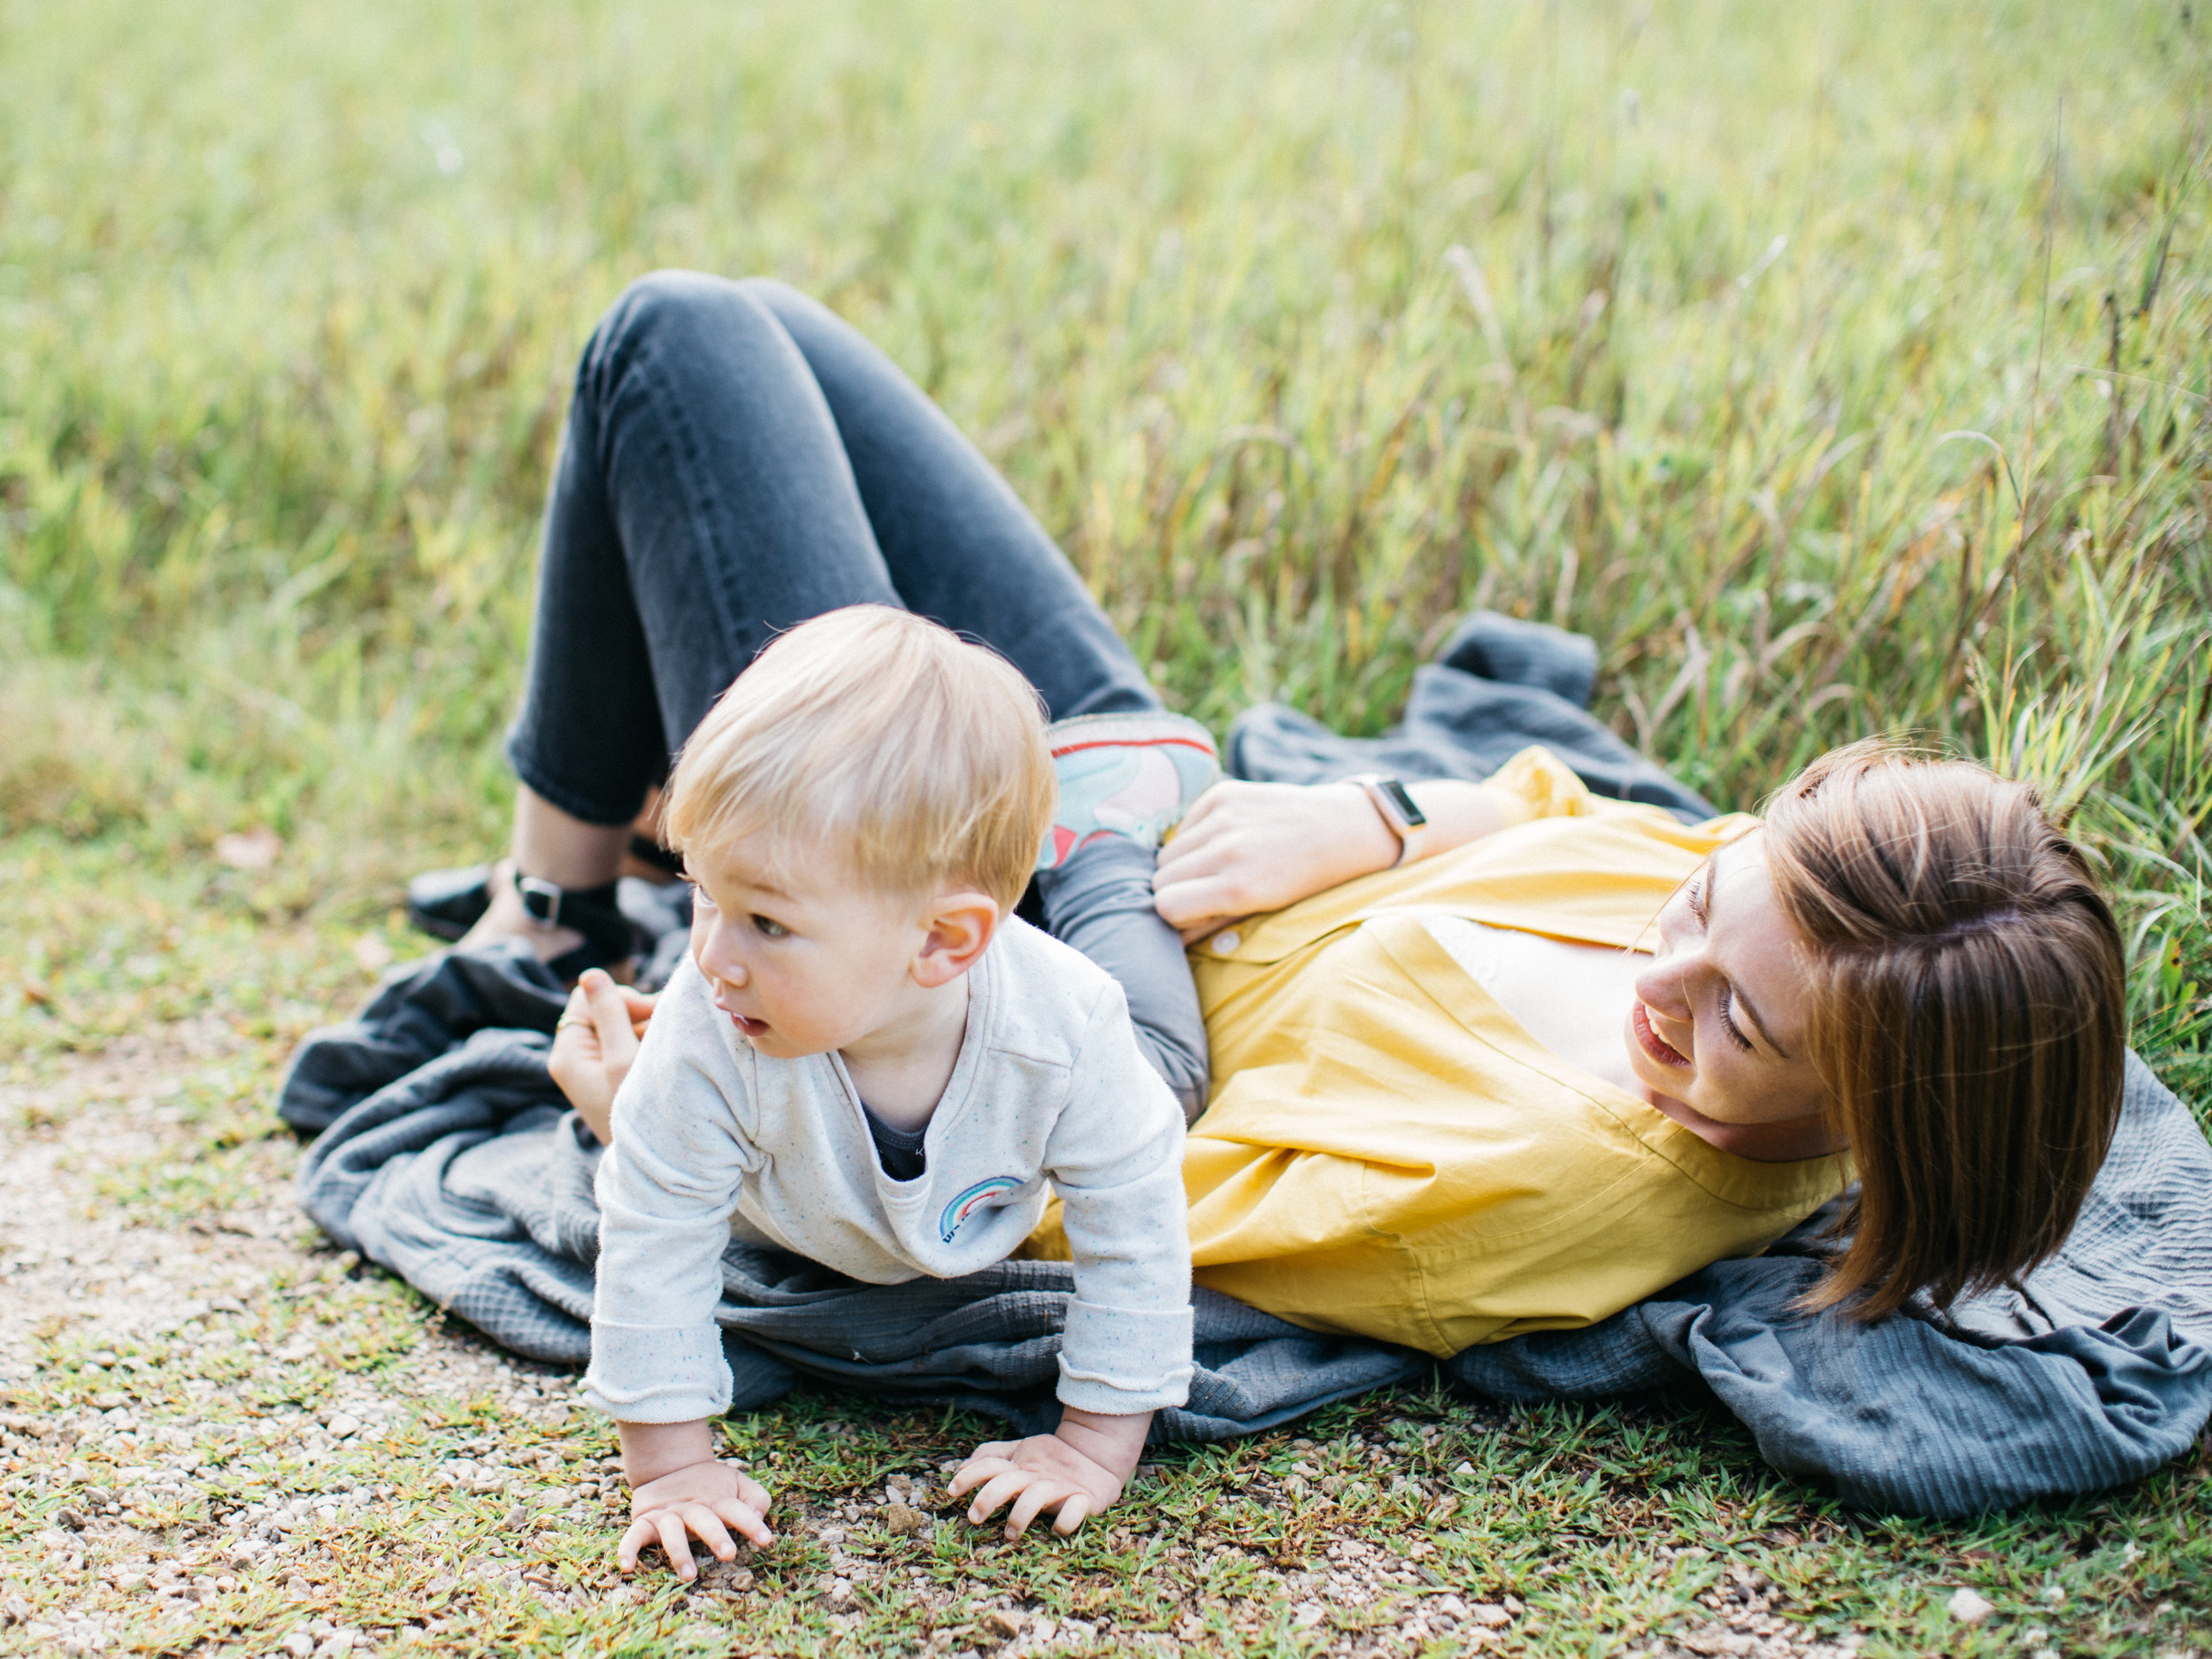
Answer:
[{"left": 1624, "top": 833, "right": 1828, "bottom": 1130}]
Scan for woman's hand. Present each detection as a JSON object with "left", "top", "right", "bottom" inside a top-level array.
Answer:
[
  {"left": 948, "top": 1407, "right": 1150, "bottom": 1539},
  {"left": 549, "top": 968, "right": 657, "bottom": 1143},
  {"left": 1151, "top": 780, "right": 1401, "bottom": 943}
]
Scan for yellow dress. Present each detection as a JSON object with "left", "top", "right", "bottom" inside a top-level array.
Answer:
[{"left": 1028, "top": 747, "right": 1846, "bottom": 1357}]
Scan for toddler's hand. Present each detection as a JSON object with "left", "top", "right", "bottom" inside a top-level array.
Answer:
[
  {"left": 550, "top": 969, "right": 657, "bottom": 1143},
  {"left": 949, "top": 1430, "right": 1125, "bottom": 1540},
  {"left": 618, "top": 1458, "right": 773, "bottom": 1580}
]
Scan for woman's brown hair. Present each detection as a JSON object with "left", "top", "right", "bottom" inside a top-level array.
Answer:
[{"left": 1762, "top": 740, "right": 2127, "bottom": 1320}]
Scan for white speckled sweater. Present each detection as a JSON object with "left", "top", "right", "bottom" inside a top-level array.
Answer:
[{"left": 582, "top": 916, "right": 1193, "bottom": 1423}]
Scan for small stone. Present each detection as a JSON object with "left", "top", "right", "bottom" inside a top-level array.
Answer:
[
  {"left": 1471, "top": 1602, "right": 1511, "bottom": 1628},
  {"left": 882, "top": 1502, "right": 927, "bottom": 1537},
  {"left": 1946, "top": 1588, "right": 1995, "bottom": 1625},
  {"left": 281, "top": 1634, "right": 316, "bottom": 1658},
  {"left": 216, "top": 827, "right": 282, "bottom": 870},
  {"left": 53, "top": 1507, "right": 85, "bottom": 1530},
  {"left": 981, "top": 1609, "right": 1024, "bottom": 1640},
  {"left": 285, "top": 1575, "right": 312, "bottom": 1600},
  {"left": 325, "top": 1415, "right": 361, "bottom": 1440},
  {"left": 1502, "top": 1594, "right": 1525, "bottom": 1614}
]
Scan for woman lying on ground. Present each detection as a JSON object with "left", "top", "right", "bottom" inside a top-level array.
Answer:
[{"left": 464, "top": 270, "right": 2129, "bottom": 1374}]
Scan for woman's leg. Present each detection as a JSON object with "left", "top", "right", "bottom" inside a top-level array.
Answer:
[
  {"left": 497, "top": 271, "right": 1204, "bottom": 1110},
  {"left": 507, "top": 271, "right": 1158, "bottom": 823},
  {"left": 509, "top": 272, "right": 896, "bottom": 827},
  {"left": 474, "top": 271, "right": 918, "bottom": 960}
]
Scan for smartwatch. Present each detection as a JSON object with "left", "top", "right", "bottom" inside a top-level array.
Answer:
[{"left": 1344, "top": 774, "right": 1429, "bottom": 867}]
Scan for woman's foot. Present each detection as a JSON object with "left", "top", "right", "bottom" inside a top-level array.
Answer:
[{"left": 459, "top": 858, "right": 588, "bottom": 964}]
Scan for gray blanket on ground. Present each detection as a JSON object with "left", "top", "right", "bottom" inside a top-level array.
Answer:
[{"left": 280, "top": 612, "right": 2212, "bottom": 1517}]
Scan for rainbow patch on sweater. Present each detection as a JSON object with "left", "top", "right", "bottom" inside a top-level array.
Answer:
[{"left": 940, "top": 1177, "right": 1024, "bottom": 1243}]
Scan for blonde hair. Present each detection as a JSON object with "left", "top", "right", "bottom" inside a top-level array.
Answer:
[
  {"left": 1763, "top": 740, "right": 2127, "bottom": 1321},
  {"left": 663, "top": 606, "right": 1055, "bottom": 910}
]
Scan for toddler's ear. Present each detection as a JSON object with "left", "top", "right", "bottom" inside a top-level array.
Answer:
[{"left": 913, "top": 891, "right": 1000, "bottom": 987}]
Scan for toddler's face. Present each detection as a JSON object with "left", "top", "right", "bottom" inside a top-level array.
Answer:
[{"left": 684, "top": 831, "right": 937, "bottom": 1059}]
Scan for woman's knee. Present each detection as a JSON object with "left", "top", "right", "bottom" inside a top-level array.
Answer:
[
  {"left": 731, "top": 276, "right": 833, "bottom": 334},
  {"left": 583, "top": 274, "right": 860, "bottom": 404},
  {"left": 595, "top": 268, "right": 736, "bottom": 351}
]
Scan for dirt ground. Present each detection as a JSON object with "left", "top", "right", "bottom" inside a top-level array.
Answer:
[{"left": 0, "top": 1022, "right": 588, "bottom": 1657}]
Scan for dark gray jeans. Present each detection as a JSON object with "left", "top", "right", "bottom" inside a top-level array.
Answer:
[{"left": 505, "top": 271, "right": 1206, "bottom": 1114}]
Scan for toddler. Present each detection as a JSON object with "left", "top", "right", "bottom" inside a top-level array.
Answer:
[{"left": 581, "top": 605, "right": 1194, "bottom": 1579}]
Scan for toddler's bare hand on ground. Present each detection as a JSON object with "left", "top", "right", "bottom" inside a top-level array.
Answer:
[
  {"left": 948, "top": 1408, "right": 1149, "bottom": 1539},
  {"left": 549, "top": 969, "right": 657, "bottom": 1143},
  {"left": 949, "top": 1435, "right": 1119, "bottom": 1538},
  {"left": 618, "top": 1459, "right": 773, "bottom": 1579}
]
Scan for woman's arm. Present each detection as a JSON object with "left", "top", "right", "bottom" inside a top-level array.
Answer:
[{"left": 1151, "top": 778, "right": 1521, "bottom": 943}]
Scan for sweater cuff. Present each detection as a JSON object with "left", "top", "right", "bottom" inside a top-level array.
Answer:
[
  {"left": 1055, "top": 1299, "right": 1194, "bottom": 1415},
  {"left": 581, "top": 1320, "right": 730, "bottom": 1423}
]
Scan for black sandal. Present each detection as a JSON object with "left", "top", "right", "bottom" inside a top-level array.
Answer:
[
  {"left": 406, "top": 863, "right": 495, "bottom": 941},
  {"left": 404, "top": 864, "right": 645, "bottom": 980},
  {"left": 510, "top": 872, "right": 639, "bottom": 981}
]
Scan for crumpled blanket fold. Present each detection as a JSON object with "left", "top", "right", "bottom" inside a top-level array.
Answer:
[{"left": 281, "top": 611, "right": 2212, "bottom": 1516}]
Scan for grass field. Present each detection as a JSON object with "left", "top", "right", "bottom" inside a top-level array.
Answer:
[{"left": 2, "top": 0, "right": 2209, "bottom": 1654}]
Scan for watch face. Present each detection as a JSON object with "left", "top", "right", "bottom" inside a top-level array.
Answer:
[{"left": 1378, "top": 778, "right": 1428, "bottom": 827}]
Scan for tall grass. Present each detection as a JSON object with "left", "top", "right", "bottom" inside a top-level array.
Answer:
[{"left": 2, "top": 0, "right": 2207, "bottom": 1064}]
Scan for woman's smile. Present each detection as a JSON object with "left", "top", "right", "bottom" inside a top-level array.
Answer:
[{"left": 1631, "top": 1000, "right": 1692, "bottom": 1068}]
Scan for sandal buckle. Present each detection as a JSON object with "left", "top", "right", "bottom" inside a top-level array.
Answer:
[{"left": 516, "top": 874, "right": 565, "bottom": 929}]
